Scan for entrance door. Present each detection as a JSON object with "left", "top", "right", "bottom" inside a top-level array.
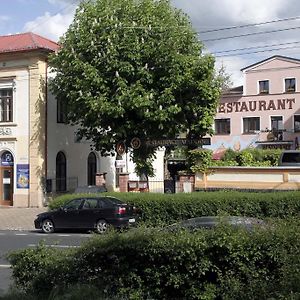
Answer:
[{"left": 0, "top": 167, "right": 13, "bottom": 206}]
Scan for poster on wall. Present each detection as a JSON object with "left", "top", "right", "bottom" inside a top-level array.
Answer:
[{"left": 16, "top": 164, "right": 29, "bottom": 189}]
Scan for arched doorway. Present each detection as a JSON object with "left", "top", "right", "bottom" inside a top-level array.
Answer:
[
  {"left": 87, "top": 152, "right": 97, "bottom": 186},
  {"left": 0, "top": 150, "right": 14, "bottom": 206},
  {"left": 56, "top": 151, "right": 66, "bottom": 192}
]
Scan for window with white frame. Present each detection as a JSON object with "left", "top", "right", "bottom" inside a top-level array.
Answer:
[
  {"left": 259, "top": 80, "right": 269, "bottom": 94},
  {"left": 243, "top": 117, "right": 260, "bottom": 134},
  {"left": 271, "top": 116, "right": 283, "bottom": 131},
  {"left": 0, "top": 89, "right": 13, "bottom": 122},
  {"left": 215, "top": 118, "right": 230, "bottom": 134},
  {"left": 294, "top": 115, "right": 300, "bottom": 132},
  {"left": 285, "top": 78, "right": 296, "bottom": 93}
]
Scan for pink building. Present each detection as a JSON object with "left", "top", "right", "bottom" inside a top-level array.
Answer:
[{"left": 209, "top": 55, "right": 300, "bottom": 155}]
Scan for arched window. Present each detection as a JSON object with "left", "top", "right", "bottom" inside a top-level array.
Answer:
[
  {"left": 87, "top": 152, "right": 97, "bottom": 186},
  {"left": 56, "top": 151, "right": 66, "bottom": 192},
  {"left": 1, "top": 151, "right": 14, "bottom": 166}
]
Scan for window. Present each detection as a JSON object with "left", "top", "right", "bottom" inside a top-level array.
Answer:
[
  {"left": 271, "top": 116, "right": 283, "bottom": 140},
  {"left": 56, "top": 151, "right": 67, "bottom": 192},
  {"left": 294, "top": 115, "right": 300, "bottom": 132},
  {"left": 0, "top": 89, "right": 13, "bottom": 122},
  {"left": 215, "top": 118, "right": 230, "bottom": 134},
  {"left": 259, "top": 80, "right": 269, "bottom": 94},
  {"left": 243, "top": 117, "right": 260, "bottom": 133},
  {"left": 285, "top": 78, "right": 296, "bottom": 93},
  {"left": 64, "top": 199, "right": 82, "bottom": 210},
  {"left": 57, "top": 98, "right": 67, "bottom": 123},
  {"left": 271, "top": 116, "right": 283, "bottom": 131},
  {"left": 82, "top": 198, "right": 98, "bottom": 209}
]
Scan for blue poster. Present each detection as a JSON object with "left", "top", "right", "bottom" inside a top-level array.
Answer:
[{"left": 17, "top": 164, "right": 29, "bottom": 189}]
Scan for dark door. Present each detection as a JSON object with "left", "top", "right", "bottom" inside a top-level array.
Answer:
[
  {"left": 53, "top": 198, "right": 83, "bottom": 228},
  {"left": 87, "top": 152, "right": 97, "bottom": 186},
  {"left": 0, "top": 167, "right": 13, "bottom": 206},
  {"left": 79, "top": 198, "right": 102, "bottom": 228}
]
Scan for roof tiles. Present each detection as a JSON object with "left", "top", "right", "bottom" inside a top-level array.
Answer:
[{"left": 0, "top": 32, "right": 59, "bottom": 54}]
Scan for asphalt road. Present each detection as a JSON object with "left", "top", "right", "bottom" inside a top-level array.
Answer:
[{"left": 0, "top": 230, "right": 92, "bottom": 296}]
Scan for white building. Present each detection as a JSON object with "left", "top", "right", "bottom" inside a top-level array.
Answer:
[{"left": 0, "top": 32, "right": 164, "bottom": 207}]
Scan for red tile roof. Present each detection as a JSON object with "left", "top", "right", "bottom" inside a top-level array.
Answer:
[{"left": 0, "top": 32, "right": 59, "bottom": 54}]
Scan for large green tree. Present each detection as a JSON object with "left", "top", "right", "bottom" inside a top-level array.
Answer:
[{"left": 50, "top": 0, "right": 223, "bottom": 176}]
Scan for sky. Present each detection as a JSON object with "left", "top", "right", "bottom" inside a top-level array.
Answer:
[{"left": 2, "top": 0, "right": 300, "bottom": 85}]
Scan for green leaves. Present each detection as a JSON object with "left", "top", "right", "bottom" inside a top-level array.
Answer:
[
  {"left": 8, "top": 221, "right": 300, "bottom": 299},
  {"left": 49, "top": 0, "right": 222, "bottom": 164}
]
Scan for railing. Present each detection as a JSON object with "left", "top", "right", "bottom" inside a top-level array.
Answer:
[
  {"left": 128, "top": 178, "right": 195, "bottom": 194},
  {"left": 46, "top": 177, "right": 78, "bottom": 194}
]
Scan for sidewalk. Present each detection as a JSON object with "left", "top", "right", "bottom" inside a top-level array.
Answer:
[{"left": 0, "top": 207, "right": 47, "bottom": 231}]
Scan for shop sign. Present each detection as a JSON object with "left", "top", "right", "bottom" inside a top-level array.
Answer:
[
  {"left": 16, "top": 164, "right": 29, "bottom": 189},
  {"left": 115, "top": 160, "right": 126, "bottom": 168},
  {"left": 145, "top": 138, "right": 211, "bottom": 147},
  {"left": 129, "top": 137, "right": 210, "bottom": 149},
  {"left": 1, "top": 151, "right": 13, "bottom": 166},
  {"left": 116, "top": 142, "right": 126, "bottom": 155},
  {"left": 218, "top": 98, "right": 295, "bottom": 114}
]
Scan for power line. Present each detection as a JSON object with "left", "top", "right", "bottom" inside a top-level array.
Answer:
[
  {"left": 198, "top": 15, "right": 300, "bottom": 34},
  {"left": 213, "top": 40, "right": 300, "bottom": 55},
  {"left": 25, "top": 2, "right": 77, "bottom": 34},
  {"left": 202, "top": 25, "right": 300, "bottom": 42},
  {"left": 215, "top": 44, "right": 300, "bottom": 57}
]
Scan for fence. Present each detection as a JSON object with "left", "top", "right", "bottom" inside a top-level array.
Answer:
[
  {"left": 128, "top": 177, "right": 195, "bottom": 194},
  {"left": 46, "top": 177, "right": 78, "bottom": 194}
]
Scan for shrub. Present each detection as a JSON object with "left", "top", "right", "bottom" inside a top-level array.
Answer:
[
  {"left": 49, "top": 191, "right": 300, "bottom": 226},
  {"left": 7, "top": 219, "right": 300, "bottom": 299},
  {"left": 188, "top": 147, "right": 282, "bottom": 169}
]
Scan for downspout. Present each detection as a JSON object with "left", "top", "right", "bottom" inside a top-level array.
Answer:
[{"left": 45, "top": 58, "right": 48, "bottom": 199}]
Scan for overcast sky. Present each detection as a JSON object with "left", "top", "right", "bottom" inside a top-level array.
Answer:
[{"left": 2, "top": 0, "right": 300, "bottom": 85}]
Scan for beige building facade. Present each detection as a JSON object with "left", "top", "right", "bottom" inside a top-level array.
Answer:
[
  {"left": 208, "top": 55, "right": 300, "bottom": 156},
  {"left": 0, "top": 33, "right": 165, "bottom": 207}
]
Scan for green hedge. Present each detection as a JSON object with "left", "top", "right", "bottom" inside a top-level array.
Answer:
[
  {"left": 188, "top": 148, "right": 282, "bottom": 171},
  {"left": 48, "top": 191, "right": 300, "bottom": 226},
  {"left": 7, "top": 218, "right": 300, "bottom": 299}
]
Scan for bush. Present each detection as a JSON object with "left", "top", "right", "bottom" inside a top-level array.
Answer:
[
  {"left": 7, "top": 219, "right": 300, "bottom": 299},
  {"left": 188, "top": 148, "right": 282, "bottom": 169},
  {"left": 49, "top": 191, "right": 300, "bottom": 226}
]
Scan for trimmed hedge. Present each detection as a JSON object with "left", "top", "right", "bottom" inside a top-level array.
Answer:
[
  {"left": 7, "top": 218, "right": 300, "bottom": 299},
  {"left": 48, "top": 191, "right": 300, "bottom": 226}
]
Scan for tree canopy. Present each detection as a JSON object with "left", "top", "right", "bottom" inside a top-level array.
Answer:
[{"left": 49, "top": 0, "right": 223, "bottom": 176}]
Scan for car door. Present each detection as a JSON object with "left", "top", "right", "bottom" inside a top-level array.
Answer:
[
  {"left": 78, "top": 198, "right": 100, "bottom": 228},
  {"left": 53, "top": 198, "right": 84, "bottom": 228}
]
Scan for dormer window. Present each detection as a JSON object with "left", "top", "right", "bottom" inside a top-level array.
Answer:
[
  {"left": 259, "top": 80, "right": 269, "bottom": 94},
  {"left": 285, "top": 78, "right": 296, "bottom": 93}
]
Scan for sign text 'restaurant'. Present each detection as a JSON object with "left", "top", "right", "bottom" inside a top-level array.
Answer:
[{"left": 218, "top": 98, "right": 295, "bottom": 114}]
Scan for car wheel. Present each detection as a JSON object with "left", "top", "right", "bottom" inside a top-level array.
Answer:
[
  {"left": 41, "top": 219, "right": 55, "bottom": 233},
  {"left": 96, "top": 219, "right": 109, "bottom": 234}
]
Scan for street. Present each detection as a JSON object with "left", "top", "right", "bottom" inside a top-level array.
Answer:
[{"left": 0, "top": 230, "right": 92, "bottom": 296}]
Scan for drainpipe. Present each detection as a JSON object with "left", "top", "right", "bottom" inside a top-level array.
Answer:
[{"left": 45, "top": 58, "right": 48, "bottom": 199}]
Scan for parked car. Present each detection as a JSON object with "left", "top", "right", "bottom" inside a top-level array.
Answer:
[
  {"left": 278, "top": 150, "right": 300, "bottom": 166},
  {"left": 166, "top": 216, "right": 266, "bottom": 231},
  {"left": 34, "top": 196, "right": 137, "bottom": 234},
  {"left": 74, "top": 185, "right": 107, "bottom": 193}
]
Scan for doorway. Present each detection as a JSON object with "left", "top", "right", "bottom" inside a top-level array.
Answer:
[{"left": 0, "top": 151, "right": 14, "bottom": 206}]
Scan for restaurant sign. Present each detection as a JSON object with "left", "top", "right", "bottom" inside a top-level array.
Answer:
[{"left": 218, "top": 98, "right": 295, "bottom": 114}]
